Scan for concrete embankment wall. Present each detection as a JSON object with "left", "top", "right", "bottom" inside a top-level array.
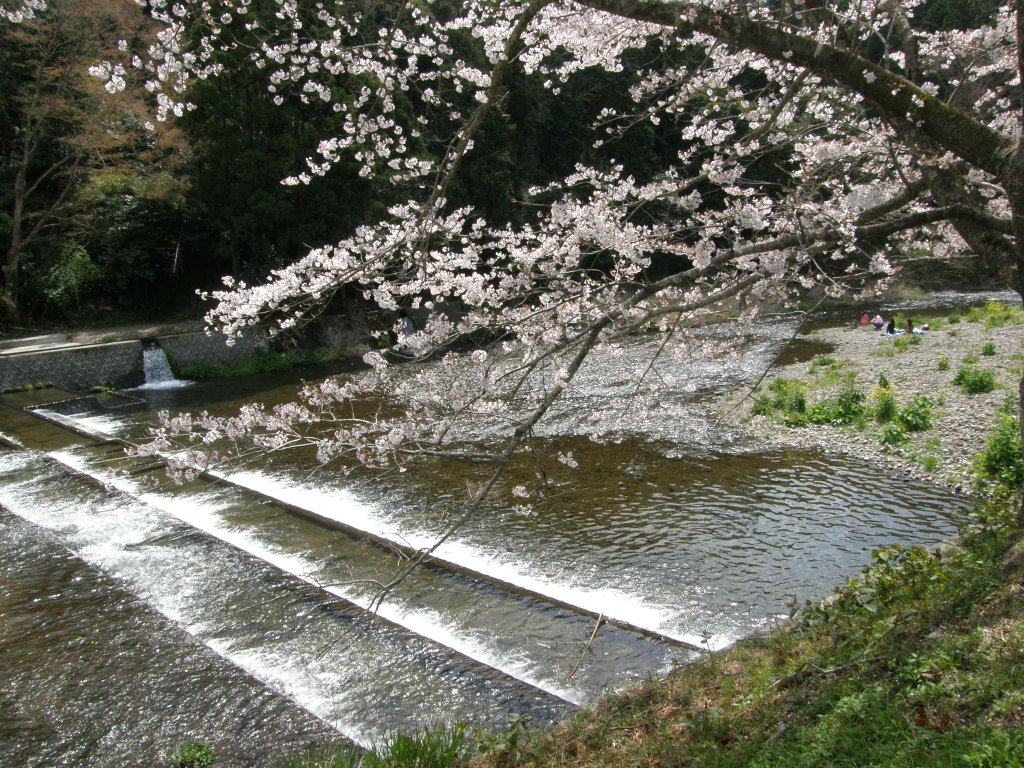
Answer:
[
  {"left": 157, "top": 328, "right": 267, "bottom": 370},
  {"left": 0, "top": 329, "right": 267, "bottom": 391}
]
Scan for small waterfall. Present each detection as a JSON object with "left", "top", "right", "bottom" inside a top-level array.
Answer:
[{"left": 138, "top": 345, "right": 189, "bottom": 390}]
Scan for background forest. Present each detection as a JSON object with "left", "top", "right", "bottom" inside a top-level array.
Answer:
[{"left": 0, "top": 0, "right": 1003, "bottom": 328}]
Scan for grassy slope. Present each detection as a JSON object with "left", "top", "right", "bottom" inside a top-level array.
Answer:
[{"left": 475, "top": 500, "right": 1024, "bottom": 768}]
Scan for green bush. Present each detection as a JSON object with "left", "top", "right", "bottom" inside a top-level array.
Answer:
[
  {"left": 972, "top": 413, "right": 1024, "bottom": 494},
  {"left": 937, "top": 355, "right": 950, "bottom": 371},
  {"left": 751, "top": 378, "right": 807, "bottom": 419},
  {"left": 880, "top": 422, "right": 908, "bottom": 446},
  {"left": 946, "top": 313, "right": 961, "bottom": 324},
  {"left": 178, "top": 361, "right": 220, "bottom": 380},
  {"left": 179, "top": 351, "right": 302, "bottom": 380},
  {"left": 897, "top": 396, "right": 933, "bottom": 432},
  {"left": 966, "top": 301, "right": 1023, "bottom": 328},
  {"left": 870, "top": 385, "right": 897, "bottom": 423},
  {"left": 44, "top": 242, "right": 101, "bottom": 317},
  {"left": 168, "top": 741, "right": 215, "bottom": 768},
  {"left": 807, "top": 387, "right": 865, "bottom": 426},
  {"left": 809, "top": 356, "right": 837, "bottom": 372},
  {"left": 981, "top": 341, "right": 997, "bottom": 356},
  {"left": 954, "top": 366, "right": 995, "bottom": 394}
]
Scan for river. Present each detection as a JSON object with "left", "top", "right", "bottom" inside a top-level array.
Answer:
[{"left": 0, "top": 309, "right": 977, "bottom": 765}]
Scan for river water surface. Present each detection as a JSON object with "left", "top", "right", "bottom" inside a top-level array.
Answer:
[{"left": 0, "top": 312, "right": 977, "bottom": 765}]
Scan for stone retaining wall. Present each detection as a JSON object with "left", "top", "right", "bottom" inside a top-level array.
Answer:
[
  {"left": 0, "top": 328, "right": 268, "bottom": 392},
  {"left": 157, "top": 328, "right": 267, "bottom": 370},
  {"left": 0, "top": 341, "right": 144, "bottom": 391}
]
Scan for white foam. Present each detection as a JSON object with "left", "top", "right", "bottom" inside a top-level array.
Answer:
[
  {"left": 218, "top": 470, "right": 725, "bottom": 648},
  {"left": 0, "top": 452, "right": 396, "bottom": 744},
  {"left": 48, "top": 451, "right": 585, "bottom": 704}
]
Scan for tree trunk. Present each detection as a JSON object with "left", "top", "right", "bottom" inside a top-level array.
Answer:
[{"left": 2, "top": 158, "right": 26, "bottom": 324}]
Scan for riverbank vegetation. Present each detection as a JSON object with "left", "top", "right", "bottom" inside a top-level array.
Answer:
[
  {"left": 173, "top": 348, "right": 334, "bottom": 380},
  {"left": 733, "top": 301, "right": 1024, "bottom": 490}
]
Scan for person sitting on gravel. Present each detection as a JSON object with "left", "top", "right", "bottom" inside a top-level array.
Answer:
[
  {"left": 885, "top": 319, "right": 898, "bottom": 335},
  {"left": 872, "top": 313, "right": 884, "bottom": 330}
]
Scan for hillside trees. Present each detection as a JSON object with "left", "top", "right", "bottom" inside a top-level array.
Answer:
[
  {"left": 0, "top": 0, "right": 190, "bottom": 323},
  {"left": 73, "top": 1, "right": 1021, "bottom": 527}
]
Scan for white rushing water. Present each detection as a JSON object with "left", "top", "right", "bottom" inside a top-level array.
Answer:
[
  {"left": 137, "top": 347, "right": 191, "bottom": 390},
  {"left": 47, "top": 447, "right": 588, "bottom": 704},
  {"left": 216, "top": 468, "right": 730, "bottom": 650},
  {"left": 0, "top": 449, "right": 570, "bottom": 746}
]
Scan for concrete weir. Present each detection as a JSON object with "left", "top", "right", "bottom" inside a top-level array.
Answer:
[{"left": 0, "top": 327, "right": 267, "bottom": 391}]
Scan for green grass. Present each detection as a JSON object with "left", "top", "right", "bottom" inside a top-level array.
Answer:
[
  {"left": 966, "top": 301, "right": 1024, "bottom": 328},
  {"left": 485, "top": 491, "right": 1024, "bottom": 768},
  {"left": 167, "top": 741, "right": 215, "bottom": 768},
  {"left": 274, "top": 744, "right": 361, "bottom": 767}
]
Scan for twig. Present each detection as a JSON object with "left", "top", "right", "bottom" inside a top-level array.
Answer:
[
  {"left": 567, "top": 612, "right": 604, "bottom": 680},
  {"left": 722, "top": 295, "right": 827, "bottom": 416}
]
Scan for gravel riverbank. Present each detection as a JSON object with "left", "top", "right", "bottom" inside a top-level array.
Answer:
[{"left": 720, "top": 302, "right": 1024, "bottom": 494}]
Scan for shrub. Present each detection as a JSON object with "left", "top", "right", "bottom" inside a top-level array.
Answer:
[
  {"left": 168, "top": 742, "right": 215, "bottom": 768},
  {"left": 752, "top": 378, "right": 807, "bottom": 419},
  {"left": 809, "top": 356, "right": 837, "bottom": 372},
  {"left": 750, "top": 393, "right": 774, "bottom": 416},
  {"left": 807, "top": 386, "right": 865, "bottom": 426},
  {"left": 972, "top": 413, "right": 1024, "bottom": 494},
  {"left": 178, "top": 361, "right": 220, "bottom": 380},
  {"left": 870, "top": 385, "right": 897, "bottom": 423},
  {"left": 44, "top": 242, "right": 101, "bottom": 317},
  {"left": 954, "top": 366, "right": 995, "bottom": 394},
  {"left": 880, "top": 422, "right": 908, "bottom": 446},
  {"left": 937, "top": 355, "right": 950, "bottom": 371},
  {"left": 947, "top": 313, "right": 961, "bottom": 324},
  {"left": 966, "top": 301, "right": 1022, "bottom": 328},
  {"left": 981, "top": 341, "right": 997, "bottom": 356},
  {"left": 897, "top": 396, "right": 933, "bottom": 432}
]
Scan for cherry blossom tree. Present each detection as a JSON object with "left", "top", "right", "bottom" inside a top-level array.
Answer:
[{"left": 20, "top": 0, "right": 1020, "bottom": 535}]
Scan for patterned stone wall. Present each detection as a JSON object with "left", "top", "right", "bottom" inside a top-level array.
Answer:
[
  {"left": 156, "top": 328, "right": 267, "bottom": 370},
  {"left": 0, "top": 328, "right": 267, "bottom": 391},
  {"left": 0, "top": 341, "right": 144, "bottom": 391}
]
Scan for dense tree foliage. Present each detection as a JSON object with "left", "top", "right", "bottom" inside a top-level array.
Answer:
[{"left": 2, "top": 0, "right": 1011, "bottom": 330}]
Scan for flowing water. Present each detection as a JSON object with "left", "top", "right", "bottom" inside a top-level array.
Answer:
[
  {"left": 138, "top": 346, "right": 190, "bottom": 391},
  {"left": 0, "top": 311, "right": 980, "bottom": 765}
]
